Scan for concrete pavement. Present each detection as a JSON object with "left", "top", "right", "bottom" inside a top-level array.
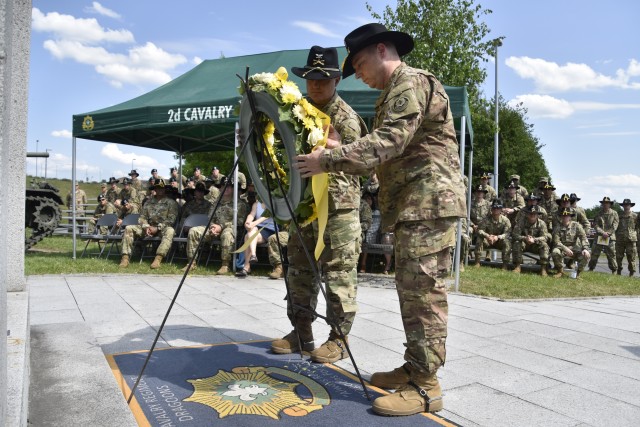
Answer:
[{"left": 27, "top": 273, "right": 640, "bottom": 426}]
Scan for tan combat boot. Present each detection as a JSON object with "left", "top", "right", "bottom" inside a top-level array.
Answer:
[
  {"left": 182, "top": 263, "right": 197, "bottom": 273},
  {"left": 119, "top": 254, "right": 130, "bottom": 268},
  {"left": 372, "top": 370, "right": 443, "bottom": 416},
  {"left": 513, "top": 265, "right": 521, "bottom": 274},
  {"left": 310, "top": 331, "right": 348, "bottom": 363},
  {"left": 268, "top": 264, "right": 284, "bottom": 279},
  {"left": 216, "top": 265, "right": 229, "bottom": 275},
  {"left": 370, "top": 362, "right": 412, "bottom": 389},
  {"left": 540, "top": 266, "right": 548, "bottom": 277},
  {"left": 473, "top": 261, "right": 481, "bottom": 268},
  {"left": 553, "top": 270, "right": 564, "bottom": 278},
  {"left": 458, "top": 263, "right": 465, "bottom": 273},
  {"left": 271, "top": 319, "right": 314, "bottom": 354},
  {"left": 150, "top": 255, "right": 163, "bottom": 269}
]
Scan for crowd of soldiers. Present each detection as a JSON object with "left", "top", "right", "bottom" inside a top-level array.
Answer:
[{"left": 466, "top": 173, "right": 638, "bottom": 278}]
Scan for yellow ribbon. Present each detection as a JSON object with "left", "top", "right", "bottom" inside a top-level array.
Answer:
[
  {"left": 310, "top": 109, "right": 331, "bottom": 260},
  {"left": 233, "top": 225, "right": 267, "bottom": 254}
]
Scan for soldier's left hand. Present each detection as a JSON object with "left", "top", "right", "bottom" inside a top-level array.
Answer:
[
  {"left": 146, "top": 226, "right": 158, "bottom": 236},
  {"left": 295, "top": 147, "right": 325, "bottom": 178},
  {"left": 325, "top": 125, "right": 342, "bottom": 149}
]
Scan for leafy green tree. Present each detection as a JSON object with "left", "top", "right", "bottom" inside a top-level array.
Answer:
[
  {"left": 181, "top": 151, "right": 247, "bottom": 180},
  {"left": 367, "top": 0, "right": 500, "bottom": 98}
]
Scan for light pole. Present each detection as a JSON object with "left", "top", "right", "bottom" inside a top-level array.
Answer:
[
  {"left": 493, "top": 39, "right": 502, "bottom": 192},
  {"left": 45, "top": 149, "right": 52, "bottom": 180},
  {"left": 131, "top": 158, "right": 136, "bottom": 171},
  {"left": 35, "top": 139, "right": 39, "bottom": 177}
]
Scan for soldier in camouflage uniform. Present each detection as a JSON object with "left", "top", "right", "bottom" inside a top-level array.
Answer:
[
  {"left": 552, "top": 193, "right": 573, "bottom": 231},
  {"left": 474, "top": 200, "right": 512, "bottom": 269},
  {"left": 115, "top": 198, "right": 139, "bottom": 229},
  {"left": 470, "top": 185, "right": 491, "bottom": 263},
  {"left": 588, "top": 196, "right": 619, "bottom": 273},
  {"left": 533, "top": 176, "right": 557, "bottom": 200},
  {"left": 208, "top": 166, "right": 225, "bottom": 188},
  {"left": 191, "top": 166, "right": 206, "bottom": 184},
  {"left": 512, "top": 205, "right": 550, "bottom": 276},
  {"left": 551, "top": 208, "right": 591, "bottom": 278},
  {"left": 205, "top": 180, "right": 221, "bottom": 204},
  {"left": 359, "top": 192, "right": 373, "bottom": 243},
  {"left": 477, "top": 172, "right": 497, "bottom": 202},
  {"left": 296, "top": 27, "right": 466, "bottom": 416},
  {"left": 116, "top": 178, "right": 138, "bottom": 210},
  {"left": 504, "top": 174, "right": 528, "bottom": 200},
  {"left": 119, "top": 179, "right": 179, "bottom": 269},
  {"left": 569, "top": 193, "right": 591, "bottom": 233},
  {"left": 185, "top": 178, "right": 248, "bottom": 274},
  {"left": 88, "top": 194, "right": 116, "bottom": 234},
  {"left": 540, "top": 183, "right": 558, "bottom": 232},
  {"left": 170, "top": 167, "right": 188, "bottom": 188},
  {"left": 514, "top": 194, "right": 547, "bottom": 229},
  {"left": 267, "top": 229, "right": 289, "bottom": 279},
  {"left": 615, "top": 199, "right": 637, "bottom": 276},
  {"left": 271, "top": 46, "right": 367, "bottom": 365},
  {"left": 105, "top": 177, "right": 119, "bottom": 204},
  {"left": 502, "top": 181, "right": 525, "bottom": 227},
  {"left": 128, "top": 169, "right": 142, "bottom": 192},
  {"left": 178, "top": 183, "right": 213, "bottom": 272}
]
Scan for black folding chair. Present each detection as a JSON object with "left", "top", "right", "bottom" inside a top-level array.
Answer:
[
  {"left": 79, "top": 214, "right": 118, "bottom": 258},
  {"left": 104, "top": 214, "right": 140, "bottom": 259},
  {"left": 169, "top": 214, "right": 210, "bottom": 265}
]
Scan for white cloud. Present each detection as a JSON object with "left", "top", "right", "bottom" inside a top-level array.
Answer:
[
  {"left": 51, "top": 129, "right": 72, "bottom": 138},
  {"left": 505, "top": 56, "right": 640, "bottom": 92},
  {"left": 85, "top": 2, "right": 121, "bottom": 19},
  {"left": 508, "top": 94, "right": 640, "bottom": 119},
  {"left": 508, "top": 94, "right": 574, "bottom": 119},
  {"left": 557, "top": 174, "right": 640, "bottom": 208},
  {"left": 95, "top": 63, "right": 173, "bottom": 87},
  {"left": 32, "top": 7, "right": 133, "bottom": 44},
  {"left": 193, "top": 56, "right": 204, "bottom": 65},
  {"left": 100, "top": 144, "right": 165, "bottom": 171},
  {"left": 291, "top": 21, "right": 341, "bottom": 38}
]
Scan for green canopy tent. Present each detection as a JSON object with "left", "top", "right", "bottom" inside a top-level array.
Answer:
[{"left": 70, "top": 48, "right": 474, "bottom": 266}]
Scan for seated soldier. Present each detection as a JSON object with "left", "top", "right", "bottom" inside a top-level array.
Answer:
[
  {"left": 185, "top": 178, "right": 248, "bottom": 274},
  {"left": 178, "top": 183, "right": 212, "bottom": 272},
  {"left": 119, "top": 179, "right": 179, "bottom": 269},
  {"left": 115, "top": 198, "right": 139, "bottom": 229},
  {"left": 474, "top": 199, "right": 512, "bottom": 270},
  {"left": 267, "top": 229, "right": 289, "bottom": 279},
  {"left": 512, "top": 205, "right": 550, "bottom": 276},
  {"left": 552, "top": 193, "right": 573, "bottom": 231},
  {"left": 106, "top": 177, "right": 119, "bottom": 204},
  {"left": 209, "top": 166, "right": 225, "bottom": 188},
  {"left": 551, "top": 208, "right": 591, "bottom": 278},
  {"left": 503, "top": 181, "right": 525, "bottom": 227},
  {"left": 514, "top": 194, "right": 547, "bottom": 229},
  {"left": 88, "top": 194, "right": 116, "bottom": 234},
  {"left": 170, "top": 166, "right": 188, "bottom": 188},
  {"left": 116, "top": 178, "right": 137, "bottom": 210},
  {"left": 204, "top": 179, "right": 221, "bottom": 204}
]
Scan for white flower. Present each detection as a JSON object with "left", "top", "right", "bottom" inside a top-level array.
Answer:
[
  {"left": 252, "top": 72, "right": 275, "bottom": 85},
  {"left": 280, "top": 81, "right": 302, "bottom": 104},
  {"left": 307, "top": 127, "right": 324, "bottom": 146},
  {"left": 292, "top": 104, "right": 306, "bottom": 121}
]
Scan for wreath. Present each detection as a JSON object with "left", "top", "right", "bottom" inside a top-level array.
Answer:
[{"left": 238, "top": 67, "right": 329, "bottom": 224}]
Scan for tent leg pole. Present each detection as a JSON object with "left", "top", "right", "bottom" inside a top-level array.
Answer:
[{"left": 72, "top": 137, "right": 77, "bottom": 259}]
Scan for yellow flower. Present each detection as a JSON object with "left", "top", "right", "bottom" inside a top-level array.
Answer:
[
  {"left": 300, "top": 203, "right": 318, "bottom": 227},
  {"left": 275, "top": 67, "right": 288, "bottom": 82},
  {"left": 280, "top": 81, "right": 302, "bottom": 104},
  {"left": 299, "top": 98, "right": 317, "bottom": 117},
  {"left": 263, "top": 120, "right": 276, "bottom": 145}
]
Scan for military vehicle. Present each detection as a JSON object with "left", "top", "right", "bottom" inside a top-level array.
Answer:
[{"left": 25, "top": 180, "right": 64, "bottom": 250}]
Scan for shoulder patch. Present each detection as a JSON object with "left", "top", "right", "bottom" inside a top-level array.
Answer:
[{"left": 392, "top": 96, "right": 409, "bottom": 113}]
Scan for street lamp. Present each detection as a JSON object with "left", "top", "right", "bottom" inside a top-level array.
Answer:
[
  {"left": 493, "top": 38, "right": 503, "bottom": 192},
  {"left": 35, "top": 139, "right": 39, "bottom": 177},
  {"left": 45, "top": 149, "right": 52, "bottom": 180},
  {"left": 131, "top": 158, "right": 136, "bottom": 171}
]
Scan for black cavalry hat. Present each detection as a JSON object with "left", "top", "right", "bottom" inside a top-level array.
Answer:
[
  {"left": 108, "top": 176, "right": 118, "bottom": 185},
  {"left": 556, "top": 193, "right": 571, "bottom": 205},
  {"left": 491, "top": 199, "right": 504, "bottom": 209},
  {"left": 128, "top": 169, "right": 139, "bottom": 177},
  {"left": 599, "top": 196, "right": 613, "bottom": 205},
  {"left": 151, "top": 178, "right": 167, "bottom": 190},
  {"left": 292, "top": 46, "right": 342, "bottom": 80},
  {"left": 342, "top": 23, "right": 414, "bottom": 78},
  {"left": 473, "top": 184, "right": 488, "bottom": 193},
  {"left": 560, "top": 208, "right": 576, "bottom": 217},
  {"left": 194, "top": 182, "right": 209, "bottom": 195},
  {"left": 620, "top": 198, "right": 635, "bottom": 207},
  {"left": 569, "top": 193, "right": 581, "bottom": 202}
]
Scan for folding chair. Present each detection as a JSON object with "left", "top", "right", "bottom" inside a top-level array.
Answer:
[
  {"left": 104, "top": 214, "right": 140, "bottom": 259},
  {"left": 138, "top": 218, "right": 179, "bottom": 264},
  {"left": 79, "top": 214, "right": 118, "bottom": 258},
  {"left": 169, "top": 214, "right": 210, "bottom": 264}
]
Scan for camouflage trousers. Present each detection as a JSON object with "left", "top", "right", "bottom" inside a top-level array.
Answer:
[
  {"left": 187, "top": 225, "right": 236, "bottom": 263},
  {"left": 456, "top": 232, "right": 470, "bottom": 264},
  {"left": 512, "top": 241, "right": 549, "bottom": 266},
  {"left": 474, "top": 236, "right": 511, "bottom": 263},
  {"left": 122, "top": 225, "right": 175, "bottom": 257},
  {"left": 589, "top": 240, "right": 617, "bottom": 271},
  {"left": 88, "top": 218, "right": 109, "bottom": 235},
  {"left": 268, "top": 231, "right": 289, "bottom": 267},
  {"left": 394, "top": 218, "right": 456, "bottom": 375},
  {"left": 551, "top": 247, "right": 589, "bottom": 272},
  {"left": 616, "top": 240, "right": 637, "bottom": 273},
  {"left": 286, "top": 209, "right": 361, "bottom": 335}
]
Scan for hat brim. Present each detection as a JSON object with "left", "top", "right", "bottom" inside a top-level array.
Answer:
[
  {"left": 622, "top": 202, "right": 636, "bottom": 207},
  {"left": 342, "top": 31, "right": 414, "bottom": 78},
  {"left": 291, "top": 66, "right": 341, "bottom": 80},
  {"left": 599, "top": 200, "right": 613, "bottom": 204}
]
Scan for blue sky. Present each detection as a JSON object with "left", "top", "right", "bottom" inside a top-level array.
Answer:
[{"left": 27, "top": 0, "right": 640, "bottom": 208}]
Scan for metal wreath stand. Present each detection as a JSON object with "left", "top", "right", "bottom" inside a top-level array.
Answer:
[{"left": 127, "top": 68, "right": 370, "bottom": 404}]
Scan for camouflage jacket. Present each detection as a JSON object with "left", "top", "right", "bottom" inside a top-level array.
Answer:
[
  {"left": 117, "top": 203, "right": 139, "bottom": 219},
  {"left": 130, "top": 177, "right": 142, "bottom": 192},
  {"left": 119, "top": 187, "right": 137, "bottom": 204},
  {"left": 553, "top": 221, "right": 589, "bottom": 252},
  {"left": 515, "top": 205, "right": 548, "bottom": 229},
  {"left": 503, "top": 194, "right": 525, "bottom": 224},
  {"left": 139, "top": 196, "right": 179, "bottom": 231},
  {"left": 181, "top": 198, "right": 212, "bottom": 224},
  {"left": 513, "top": 218, "right": 549, "bottom": 244},
  {"left": 359, "top": 199, "right": 373, "bottom": 234},
  {"left": 477, "top": 184, "right": 497, "bottom": 203},
  {"left": 616, "top": 211, "right": 637, "bottom": 242},
  {"left": 93, "top": 202, "right": 116, "bottom": 219},
  {"left": 478, "top": 215, "right": 511, "bottom": 240},
  {"left": 211, "top": 197, "right": 248, "bottom": 230},
  {"left": 540, "top": 197, "right": 558, "bottom": 229},
  {"left": 205, "top": 187, "right": 220, "bottom": 204},
  {"left": 321, "top": 63, "right": 466, "bottom": 229},
  {"left": 106, "top": 188, "right": 119, "bottom": 204},
  {"left": 315, "top": 92, "right": 366, "bottom": 211},
  {"left": 66, "top": 189, "right": 87, "bottom": 209},
  {"left": 470, "top": 198, "right": 491, "bottom": 227},
  {"left": 594, "top": 209, "right": 619, "bottom": 240}
]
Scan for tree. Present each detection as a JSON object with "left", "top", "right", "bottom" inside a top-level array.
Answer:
[
  {"left": 367, "top": 0, "right": 500, "bottom": 99},
  {"left": 182, "top": 151, "right": 248, "bottom": 180},
  {"left": 368, "top": 0, "right": 549, "bottom": 190}
]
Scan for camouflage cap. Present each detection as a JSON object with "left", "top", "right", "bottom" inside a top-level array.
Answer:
[{"left": 509, "top": 174, "right": 520, "bottom": 181}]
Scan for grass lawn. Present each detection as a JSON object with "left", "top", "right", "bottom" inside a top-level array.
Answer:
[{"left": 27, "top": 236, "right": 640, "bottom": 300}]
